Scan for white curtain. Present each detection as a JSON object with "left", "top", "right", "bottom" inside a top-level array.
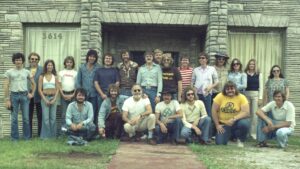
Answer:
[
  {"left": 228, "top": 32, "right": 283, "bottom": 85},
  {"left": 25, "top": 26, "right": 81, "bottom": 71}
]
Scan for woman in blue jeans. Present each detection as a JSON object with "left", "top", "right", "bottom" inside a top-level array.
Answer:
[{"left": 38, "top": 60, "right": 59, "bottom": 139}]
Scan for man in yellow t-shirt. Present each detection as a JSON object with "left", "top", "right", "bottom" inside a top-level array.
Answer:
[{"left": 212, "top": 81, "right": 250, "bottom": 147}]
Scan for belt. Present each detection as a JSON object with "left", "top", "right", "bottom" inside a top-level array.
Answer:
[
  {"left": 11, "top": 91, "right": 28, "bottom": 95},
  {"left": 142, "top": 86, "right": 157, "bottom": 89},
  {"left": 63, "top": 90, "right": 75, "bottom": 95},
  {"left": 44, "top": 94, "right": 54, "bottom": 97}
]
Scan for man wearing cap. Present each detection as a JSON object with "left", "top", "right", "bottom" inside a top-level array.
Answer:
[
  {"left": 155, "top": 89, "right": 182, "bottom": 144},
  {"left": 213, "top": 52, "right": 229, "bottom": 99},
  {"left": 122, "top": 84, "right": 156, "bottom": 145}
]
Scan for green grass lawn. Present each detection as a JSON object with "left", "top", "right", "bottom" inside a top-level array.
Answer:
[
  {"left": 189, "top": 136, "right": 300, "bottom": 169},
  {"left": 0, "top": 138, "right": 119, "bottom": 169}
]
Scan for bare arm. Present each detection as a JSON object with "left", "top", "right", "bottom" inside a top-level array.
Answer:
[
  {"left": 28, "top": 76, "right": 36, "bottom": 99},
  {"left": 4, "top": 78, "right": 11, "bottom": 109},
  {"left": 94, "top": 81, "right": 106, "bottom": 99},
  {"left": 234, "top": 104, "right": 250, "bottom": 120}
]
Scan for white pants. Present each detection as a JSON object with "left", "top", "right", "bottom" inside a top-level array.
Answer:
[
  {"left": 245, "top": 91, "right": 259, "bottom": 139},
  {"left": 124, "top": 114, "right": 156, "bottom": 137}
]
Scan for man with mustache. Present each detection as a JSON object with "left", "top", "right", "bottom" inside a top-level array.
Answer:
[
  {"left": 212, "top": 81, "right": 250, "bottom": 147},
  {"left": 122, "top": 84, "right": 156, "bottom": 145}
]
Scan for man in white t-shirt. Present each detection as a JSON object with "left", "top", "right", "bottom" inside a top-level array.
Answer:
[
  {"left": 256, "top": 90, "right": 295, "bottom": 148},
  {"left": 155, "top": 89, "right": 182, "bottom": 144},
  {"left": 122, "top": 84, "right": 156, "bottom": 145}
]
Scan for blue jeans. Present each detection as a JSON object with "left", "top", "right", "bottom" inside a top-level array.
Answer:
[
  {"left": 181, "top": 116, "right": 211, "bottom": 143},
  {"left": 41, "top": 96, "right": 57, "bottom": 139},
  {"left": 142, "top": 87, "right": 157, "bottom": 113},
  {"left": 215, "top": 118, "right": 250, "bottom": 145},
  {"left": 120, "top": 88, "right": 132, "bottom": 97},
  {"left": 87, "top": 96, "right": 98, "bottom": 126},
  {"left": 155, "top": 118, "right": 182, "bottom": 144},
  {"left": 10, "top": 91, "right": 30, "bottom": 140},
  {"left": 197, "top": 94, "right": 212, "bottom": 117},
  {"left": 257, "top": 117, "right": 294, "bottom": 148}
]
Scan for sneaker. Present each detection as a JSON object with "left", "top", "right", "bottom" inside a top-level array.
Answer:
[
  {"left": 61, "top": 126, "right": 68, "bottom": 132},
  {"left": 148, "top": 138, "right": 157, "bottom": 145},
  {"left": 237, "top": 139, "right": 244, "bottom": 148}
]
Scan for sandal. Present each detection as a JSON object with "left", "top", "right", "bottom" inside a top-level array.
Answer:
[{"left": 256, "top": 141, "right": 269, "bottom": 148}]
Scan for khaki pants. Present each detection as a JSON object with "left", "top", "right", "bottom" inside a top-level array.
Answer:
[
  {"left": 124, "top": 114, "right": 156, "bottom": 137},
  {"left": 245, "top": 91, "right": 258, "bottom": 139}
]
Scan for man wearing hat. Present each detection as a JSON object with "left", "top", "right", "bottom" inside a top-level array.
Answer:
[
  {"left": 155, "top": 89, "right": 183, "bottom": 144},
  {"left": 213, "top": 52, "right": 229, "bottom": 100}
]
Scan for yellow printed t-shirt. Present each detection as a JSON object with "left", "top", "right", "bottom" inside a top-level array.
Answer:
[{"left": 213, "top": 93, "right": 248, "bottom": 123}]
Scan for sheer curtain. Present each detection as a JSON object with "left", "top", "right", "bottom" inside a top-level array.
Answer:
[
  {"left": 25, "top": 26, "right": 81, "bottom": 71},
  {"left": 228, "top": 32, "right": 283, "bottom": 86}
]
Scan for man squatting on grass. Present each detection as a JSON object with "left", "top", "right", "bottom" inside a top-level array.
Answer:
[{"left": 256, "top": 90, "right": 296, "bottom": 148}]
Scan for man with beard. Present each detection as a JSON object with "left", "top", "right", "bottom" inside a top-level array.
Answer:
[
  {"left": 155, "top": 89, "right": 182, "bottom": 144},
  {"left": 212, "top": 81, "right": 250, "bottom": 147},
  {"left": 122, "top": 84, "right": 156, "bottom": 145},
  {"left": 65, "top": 88, "right": 96, "bottom": 141},
  {"left": 117, "top": 50, "right": 138, "bottom": 96},
  {"left": 256, "top": 90, "right": 295, "bottom": 148},
  {"left": 98, "top": 84, "right": 128, "bottom": 139},
  {"left": 161, "top": 53, "right": 182, "bottom": 102}
]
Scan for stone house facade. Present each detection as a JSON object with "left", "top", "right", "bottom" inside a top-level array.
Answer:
[{"left": 0, "top": 0, "right": 299, "bottom": 137}]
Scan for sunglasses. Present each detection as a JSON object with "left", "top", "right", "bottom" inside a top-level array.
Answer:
[
  {"left": 30, "top": 58, "right": 39, "bottom": 61},
  {"left": 272, "top": 69, "right": 280, "bottom": 73},
  {"left": 133, "top": 89, "right": 141, "bottom": 92},
  {"left": 233, "top": 63, "right": 240, "bottom": 66},
  {"left": 186, "top": 93, "right": 194, "bottom": 96},
  {"left": 217, "top": 58, "right": 225, "bottom": 61},
  {"left": 199, "top": 57, "right": 206, "bottom": 60}
]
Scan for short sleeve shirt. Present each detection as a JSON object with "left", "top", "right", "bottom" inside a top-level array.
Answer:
[
  {"left": 155, "top": 100, "right": 181, "bottom": 122},
  {"left": 213, "top": 93, "right": 248, "bottom": 123},
  {"left": 4, "top": 68, "right": 32, "bottom": 92},
  {"left": 122, "top": 97, "right": 151, "bottom": 120},
  {"left": 261, "top": 101, "right": 295, "bottom": 129}
]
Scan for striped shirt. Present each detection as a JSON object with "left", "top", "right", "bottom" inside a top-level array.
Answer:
[{"left": 178, "top": 67, "right": 193, "bottom": 90}]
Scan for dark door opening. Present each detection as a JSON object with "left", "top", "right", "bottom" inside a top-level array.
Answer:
[{"left": 130, "top": 51, "right": 145, "bottom": 66}]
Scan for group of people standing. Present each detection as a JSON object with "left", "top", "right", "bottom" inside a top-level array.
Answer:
[{"left": 4, "top": 49, "right": 295, "bottom": 148}]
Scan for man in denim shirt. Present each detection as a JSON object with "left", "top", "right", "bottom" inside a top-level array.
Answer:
[
  {"left": 65, "top": 88, "right": 96, "bottom": 141},
  {"left": 98, "top": 84, "right": 128, "bottom": 139},
  {"left": 76, "top": 49, "right": 100, "bottom": 124}
]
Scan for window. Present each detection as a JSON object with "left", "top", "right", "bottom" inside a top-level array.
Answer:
[
  {"left": 24, "top": 26, "right": 81, "bottom": 71},
  {"left": 228, "top": 31, "right": 284, "bottom": 85}
]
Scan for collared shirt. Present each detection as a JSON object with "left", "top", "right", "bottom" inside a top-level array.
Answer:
[
  {"left": 192, "top": 65, "right": 218, "bottom": 95},
  {"left": 136, "top": 63, "right": 163, "bottom": 96},
  {"left": 117, "top": 61, "right": 138, "bottom": 89},
  {"left": 98, "top": 95, "right": 129, "bottom": 128},
  {"left": 213, "top": 66, "right": 228, "bottom": 93},
  {"left": 76, "top": 63, "right": 100, "bottom": 97},
  {"left": 181, "top": 100, "right": 208, "bottom": 128},
  {"left": 262, "top": 101, "right": 296, "bottom": 129},
  {"left": 66, "top": 101, "right": 94, "bottom": 126},
  {"left": 228, "top": 72, "right": 247, "bottom": 91}
]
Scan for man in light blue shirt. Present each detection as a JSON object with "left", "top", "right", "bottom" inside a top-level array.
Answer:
[
  {"left": 137, "top": 51, "right": 163, "bottom": 112},
  {"left": 65, "top": 88, "right": 96, "bottom": 141}
]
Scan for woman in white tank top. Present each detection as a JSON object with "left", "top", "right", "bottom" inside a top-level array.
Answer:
[{"left": 38, "top": 59, "right": 59, "bottom": 139}]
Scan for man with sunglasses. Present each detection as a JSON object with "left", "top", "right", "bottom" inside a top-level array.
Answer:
[
  {"left": 180, "top": 86, "right": 211, "bottom": 144},
  {"left": 26, "top": 52, "right": 43, "bottom": 137},
  {"left": 122, "top": 84, "right": 156, "bottom": 145},
  {"left": 212, "top": 81, "right": 250, "bottom": 147}
]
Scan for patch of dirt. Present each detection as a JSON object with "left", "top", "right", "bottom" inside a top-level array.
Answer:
[
  {"left": 240, "top": 147, "right": 300, "bottom": 169},
  {"left": 38, "top": 151, "right": 102, "bottom": 160}
]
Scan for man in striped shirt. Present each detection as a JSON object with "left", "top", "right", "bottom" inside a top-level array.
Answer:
[{"left": 178, "top": 55, "right": 193, "bottom": 95}]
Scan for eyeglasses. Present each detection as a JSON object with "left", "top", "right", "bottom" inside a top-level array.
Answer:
[
  {"left": 199, "top": 57, "right": 206, "bottom": 60},
  {"left": 233, "top": 63, "right": 240, "bottom": 66},
  {"left": 272, "top": 69, "right": 280, "bottom": 73},
  {"left": 133, "top": 89, "right": 141, "bottom": 92},
  {"left": 30, "top": 58, "right": 38, "bottom": 61},
  {"left": 226, "top": 87, "right": 235, "bottom": 90},
  {"left": 186, "top": 93, "right": 194, "bottom": 96},
  {"left": 217, "top": 58, "right": 225, "bottom": 61}
]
